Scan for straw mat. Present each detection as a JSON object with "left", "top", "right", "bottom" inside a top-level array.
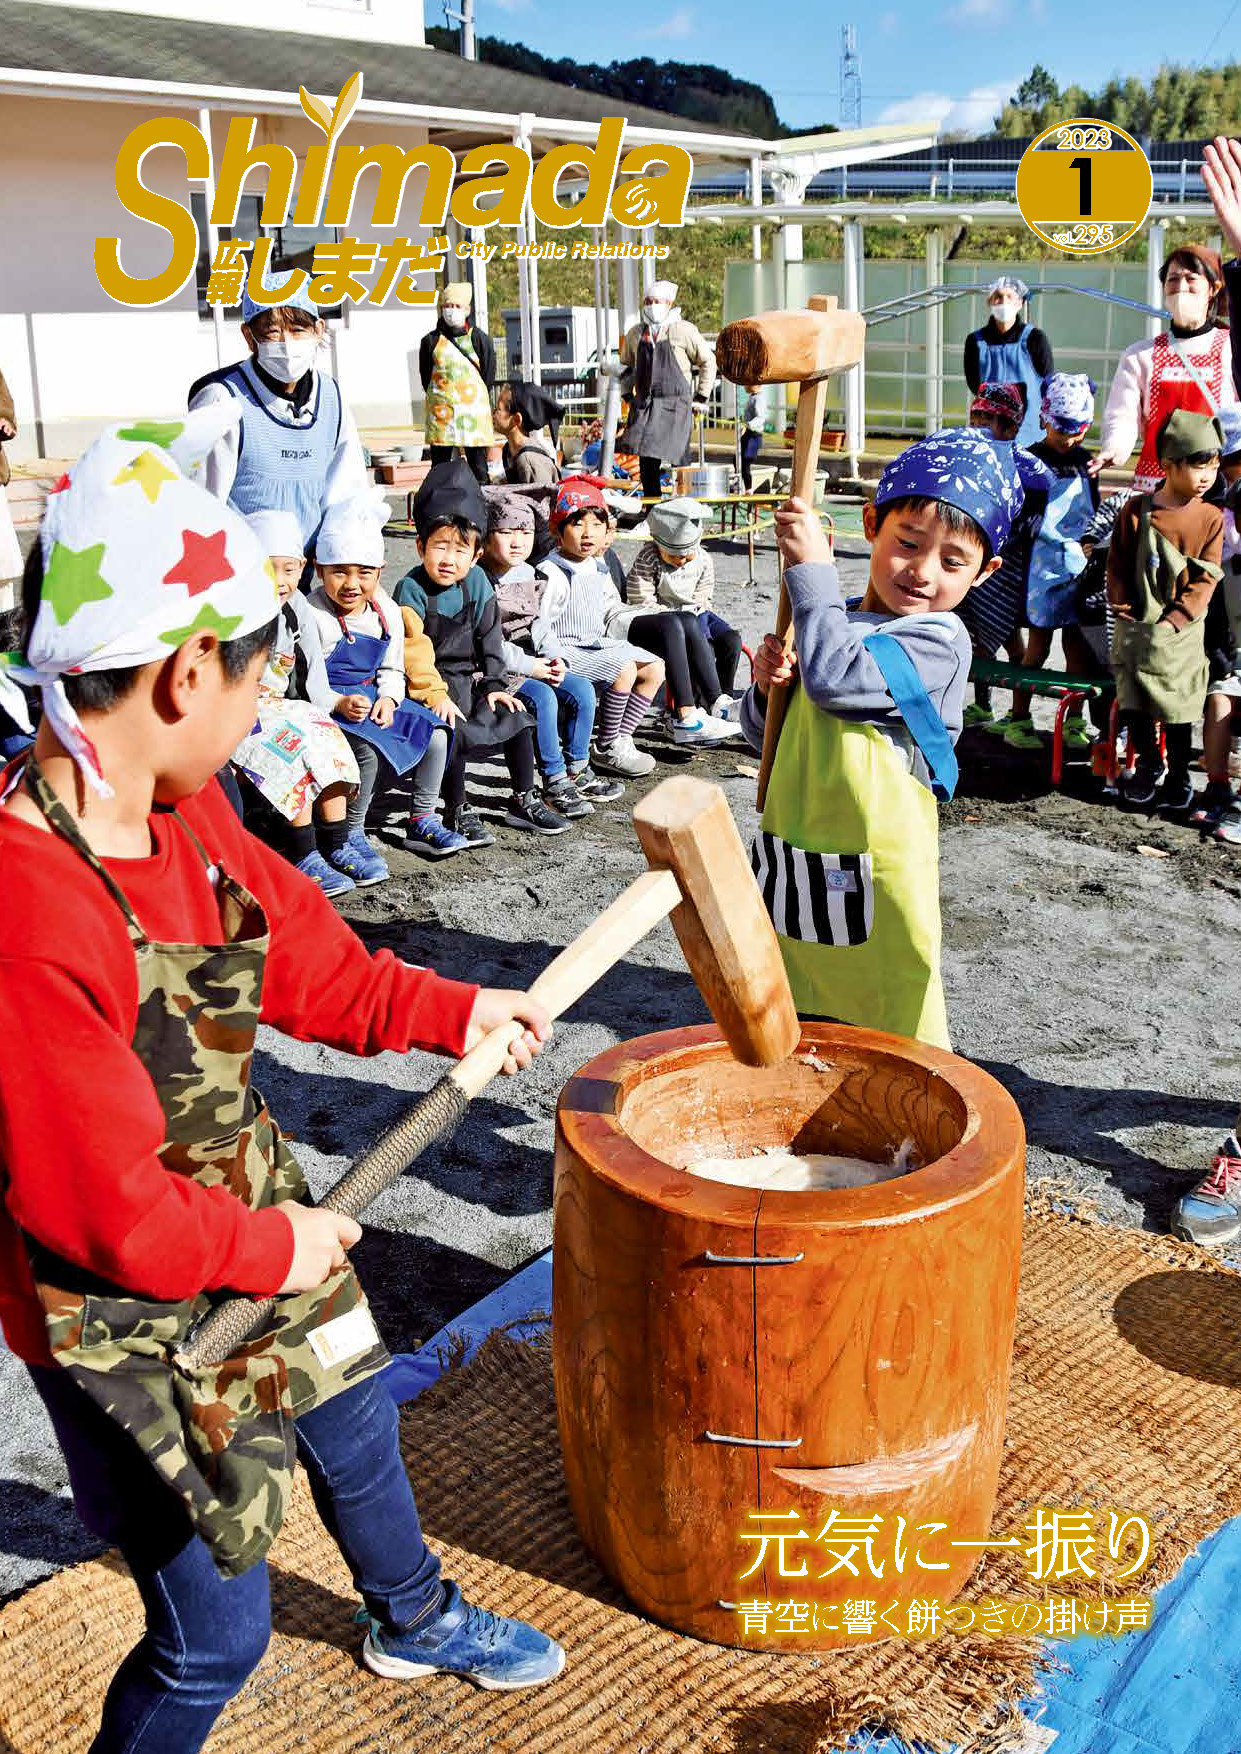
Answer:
[{"left": 2, "top": 1194, "right": 1239, "bottom": 1754}]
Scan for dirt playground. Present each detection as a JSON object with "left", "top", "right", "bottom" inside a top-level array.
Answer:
[{"left": 0, "top": 522, "right": 1236, "bottom": 1599}]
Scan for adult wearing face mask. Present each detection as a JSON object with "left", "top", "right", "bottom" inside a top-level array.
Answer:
[
  {"left": 1094, "top": 244, "right": 1238, "bottom": 491},
  {"left": 418, "top": 281, "right": 497, "bottom": 486},
  {"left": 963, "top": 277, "right": 1053, "bottom": 448},
  {"left": 619, "top": 280, "right": 717, "bottom": 500},
  {"left": 189, "top": 271, "right": 368, "bottom": 555}
]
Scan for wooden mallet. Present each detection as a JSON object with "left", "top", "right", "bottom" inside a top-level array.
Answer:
[
  {"left": 715, "top": 294, "right": 866, "bottom": 809},
  {"left": 176, "top": 777, "right": 799, "bottom": 1369}
]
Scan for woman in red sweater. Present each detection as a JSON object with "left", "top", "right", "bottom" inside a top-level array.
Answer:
[{"left": 0, "top": 406, "right": 564, "bottom": 1753}]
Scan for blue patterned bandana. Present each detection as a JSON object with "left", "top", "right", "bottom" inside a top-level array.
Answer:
[
  {"left": 875, "top": 428, "right": 1024, "bottom": 558},
  {"left": 1040, "top": 372, "right": 1097, "bottom": 435}
]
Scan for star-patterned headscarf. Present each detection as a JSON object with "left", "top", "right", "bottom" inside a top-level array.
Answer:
[
  {"left": 0, "top": 402, "right": 278, "bottom": 797},
  {"left": 874, "top": 428, "right": 1025, "bottom": 558}
]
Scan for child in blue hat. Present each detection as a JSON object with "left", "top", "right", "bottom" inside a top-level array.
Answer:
[{"left": 741, "top": 428, "right": 1020, "bottom": 1047}]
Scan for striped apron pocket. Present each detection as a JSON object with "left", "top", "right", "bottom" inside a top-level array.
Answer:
[{"left": 751, "top": 831, "right": 874, "bottom": 946}]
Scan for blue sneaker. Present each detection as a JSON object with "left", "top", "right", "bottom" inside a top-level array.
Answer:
[
  {"left": 407, "top": 813, "right": 470, "bottom": 857},
  {"left": 359, "top": 1581, "right": 566, "bottom": 1691},
  {"left": 328, "top": 829, "right": 389, "bottom": 887},
  {"left": 296, "top": 849, "right": 355, "bottom": 899}
]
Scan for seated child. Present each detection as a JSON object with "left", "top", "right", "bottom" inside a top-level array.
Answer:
[
  {"left": 958, "top": 382, "right": 1053, "bottom": 745},
  {"left": 493, "top": 380, "right": 563, "bottom": 488},
  {"left": 0, "top": 405, "right": 564, "bottom": 1751},
  {"left": 395, "top": 460, "right": 571, "bottom": 844},
  {"left": 533, "top": 476, "right": 665, "bottom": 778},
  {"left": 307, "top": 491, "right": 459, "bottom": 866},
  {"left": 481, "top": 485, "right": 624, "bottom": 815},
  {"left": 1107, "top": 408, "right": 1225, "bottom": 814},
  {"left": 1008, "top": 372, "right": 1103, "bottom": 747},
  {"left": 230, "top": 509, "right": 361, "bottom": 899},
  {"left": 620, "top": 496, "right": 743, "bottom": 729},
  {"left": 742, "top": 427, "right": 1019, "bottom": 1048}
]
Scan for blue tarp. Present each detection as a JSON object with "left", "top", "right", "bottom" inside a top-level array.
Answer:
[{"left": 382, "top": 1250, "right": 1237, "bottom": 1754}]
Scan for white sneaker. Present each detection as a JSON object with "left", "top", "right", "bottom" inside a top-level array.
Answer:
[
  {"left": 593, "top": 734, "right": 656, "bottom": 777},
  {"left": 703, "top": 712, "right": 743, "bottom": 740},
  {"left": 711, "top": 692, "right": 740, "bottom": 723}
]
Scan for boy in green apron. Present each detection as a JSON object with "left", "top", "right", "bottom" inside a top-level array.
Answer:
[
  {"left": 1107, "top": 408, "right": 1225, "bottom": 814},
  {"left": 0, "top": 406, "right": 564, "bottom": 1754},
  {"left": 741, "top": 429, "right": 1021, "bottom": 1049}
]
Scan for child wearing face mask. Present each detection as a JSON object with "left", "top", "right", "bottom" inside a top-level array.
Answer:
[
  {"left": 229, "top": 510, "right": 362, "bottom": 899},
  {"left": 419, "top": 283, "right": 497, "bottom": 488},
  {"left": 307, "top": 493, "right": 464, "bottom": 868},
  {"left": 395, "top": 462, "right": 571, "bottom": 843},
  {"left": 189, "top": 271, "right": 369, "bottom": 556},
  {"left": 1108, "top": 410, "right": 1225, "bottom": 815},
  {"left": 1097, "top": 246, "right": 1238, "bottom": 491},
  {"left": 963, "top": 278, "right": 1054, "bottom": 448}
]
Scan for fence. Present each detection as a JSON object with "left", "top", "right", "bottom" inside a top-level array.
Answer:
[{"left": 722, "top": 257, "right": 1159, "bottom": 441}]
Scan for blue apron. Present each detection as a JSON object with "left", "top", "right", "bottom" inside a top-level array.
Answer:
[
  {"left": 1026, "top": 469, "right": 1092, "bottom": 629},
  {"left": 972, "top": 325, "right": 1044, "bottom": 446},
  {"left": 324, "top": 612, "right": 442, "bottom": 776}
]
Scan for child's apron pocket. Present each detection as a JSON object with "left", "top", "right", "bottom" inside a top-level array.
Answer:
[{"left": 751, "top": 832, "right": 875, "bottom": 946}]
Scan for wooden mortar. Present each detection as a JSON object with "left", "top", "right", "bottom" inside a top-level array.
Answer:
[{"left": 553, "top": 1021, "right": 1025, "bottom": 1651}]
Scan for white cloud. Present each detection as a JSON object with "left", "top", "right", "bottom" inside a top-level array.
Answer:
[
  {"left": 877, "top": 80, "right": 1018, "bottom": 137},
  {"left": 489, "top": 0, "right": 533, "bottom": 10},
  {"left": 878, "top": 10, "right": 899, "bottom": 33},
  {"left": 946, "top": 0, "right": 1006, "bottom": 21},
  {"left": 645, "top": 6, "right": 694, "bottom": 38}
]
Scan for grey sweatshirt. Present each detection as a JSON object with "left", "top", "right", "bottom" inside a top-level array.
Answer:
[{"left": 740, "top": 560, "right": 972, "bottom": 793}]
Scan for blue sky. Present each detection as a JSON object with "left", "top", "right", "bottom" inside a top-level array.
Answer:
[{"left": 448, "top": 0, "right": 1228, "bottom": 134}]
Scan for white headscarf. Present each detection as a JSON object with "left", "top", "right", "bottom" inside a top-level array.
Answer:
[
  {"left": 246, "top": 509, "right": 305, "bottom": 560},
  {"left": 315, "top": 487, "right": 391, "bottom": 567},
  {"left": 0, "top": 403, "right": 278, "bottom": 798}
]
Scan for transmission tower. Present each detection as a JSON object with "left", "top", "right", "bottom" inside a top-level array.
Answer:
[{"left": 840, "top": 25, "right": 862, "bottom": 128}]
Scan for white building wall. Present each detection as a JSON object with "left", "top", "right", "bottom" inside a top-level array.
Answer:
[
  {"left": 20, "top": 0, "right": 425, "bottom": 48},
  {"left": 0, "top": 96, "right": 442, "bottom": 459}
]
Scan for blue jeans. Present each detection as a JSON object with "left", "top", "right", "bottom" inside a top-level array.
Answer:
[
  {"left": 516, "top": 672, "right": 595, "bottom": 779},
  {"left": 28, "top": 1362, "right": 444, "bottom": 1754}
]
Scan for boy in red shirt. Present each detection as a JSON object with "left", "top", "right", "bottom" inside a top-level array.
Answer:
[{"left": 0, "top": 406, "right": 564, "bottom": 1753}]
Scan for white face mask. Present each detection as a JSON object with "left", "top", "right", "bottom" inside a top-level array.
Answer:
[
  {"left": 441, "top": 305, "right": 468, "bottom": 330},
  {"left": 256, "top": 335, "right": 319, "bottom": 382},
  {"left": 644, "top": 302, "right": 671, "bottom": 326},
  {"left": 1165, "top": 288, "right": 1209, "bottom": 329},
  {"left": 990, "top": 300, "right": 1019, "bottom": 327}
]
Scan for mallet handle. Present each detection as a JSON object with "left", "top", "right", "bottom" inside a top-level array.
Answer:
[
  {"left": 175, "top": 867, "right": 684, "bottom": 1369},
  {"left": 756, "top": 369, "right": 831, "bottom": 811},
  {"left": 452, "top": 866, "right": 683, "bottom": 1098}
]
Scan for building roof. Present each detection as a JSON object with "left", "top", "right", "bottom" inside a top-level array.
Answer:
[{"left": 0, "top": 0, "right": 755, "bottom": 147}]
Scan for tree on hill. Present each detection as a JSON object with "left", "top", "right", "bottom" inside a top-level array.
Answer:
[
  {"left": 424, "top": 28, "right": 821, "bottom": 136},
  {"left": 994, "top": 59, "right": 1241, "bottom": 137}
]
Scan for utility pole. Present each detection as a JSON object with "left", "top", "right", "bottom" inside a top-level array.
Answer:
[
  {"left": 442, "top": 0, "right": 476, "bottom": 59},
  {"left": 840, "top": 25, "right": 861, "bottom": 128}
]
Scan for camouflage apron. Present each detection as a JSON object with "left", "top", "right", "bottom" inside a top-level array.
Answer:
[{"left": 18, "top": 758, "right": 389, "bottom": 1577}]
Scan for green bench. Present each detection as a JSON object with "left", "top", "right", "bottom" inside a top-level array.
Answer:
[{"left": 968, "top": 659, "right": 1115, "bottom": 786}]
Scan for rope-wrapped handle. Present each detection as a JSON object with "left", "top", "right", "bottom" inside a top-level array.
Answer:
[{"left": 174, "top": 1074, "right": 469, "bottom": 1370}]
